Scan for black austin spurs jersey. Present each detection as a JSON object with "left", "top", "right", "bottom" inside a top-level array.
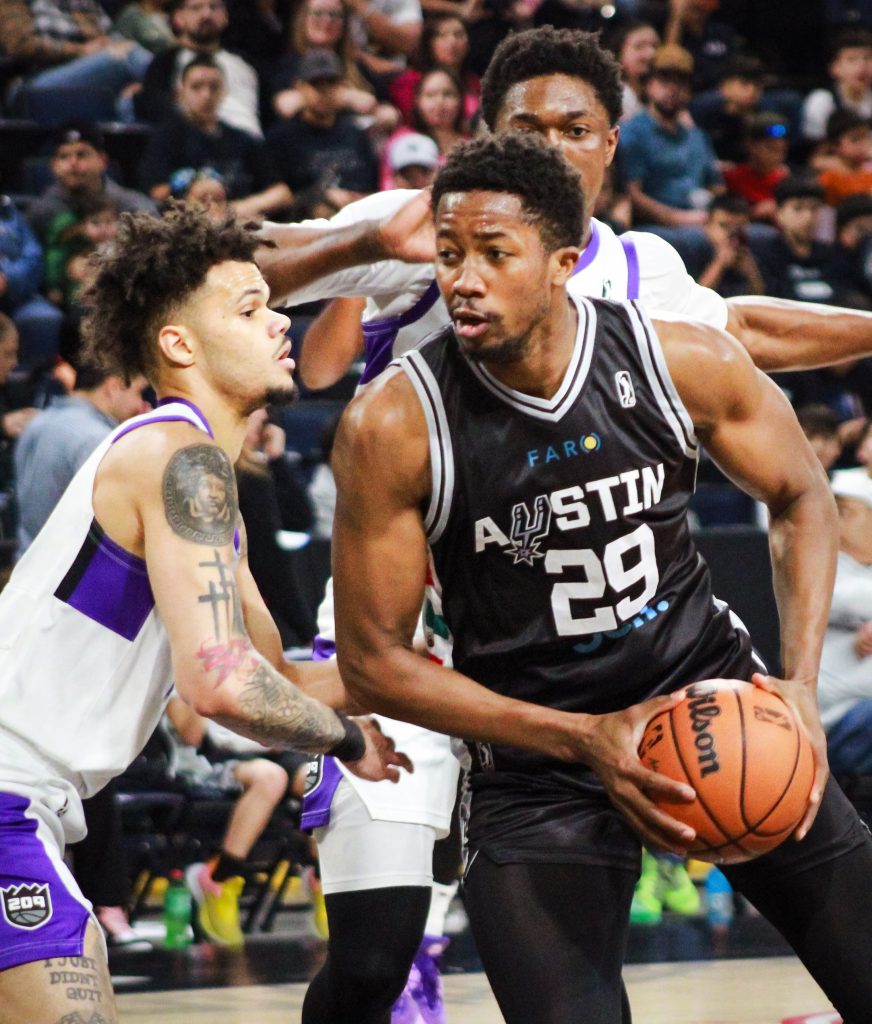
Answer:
[{"left": 398, "top": 297, "right": 753, "bottom": 780}]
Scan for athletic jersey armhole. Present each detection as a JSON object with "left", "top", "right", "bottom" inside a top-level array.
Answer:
[
  {"left": 624, "top": 300, "right": 699, "bottom": 457},
  {"left": 394, "top": 350, "right": 455, "bottom": 545}
]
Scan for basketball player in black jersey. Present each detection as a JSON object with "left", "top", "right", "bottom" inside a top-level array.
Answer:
[{"left": 331, "top": 133, "right": 872, "bottom": 1024}]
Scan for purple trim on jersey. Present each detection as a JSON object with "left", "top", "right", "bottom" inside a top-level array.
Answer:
[
  {"left": 312, "top": 635, "right": 337, "bottom": 661},
  {"left": 113, "top": 399, "right": 214, "bottom": 445},
  {"left": 156, "top": 397, "right": 215, "bottom": 438},
  {"left": 300, "top": 755, "right": 343, "bottom": 830},
  {"left": 620, "top": 236, "right": 640, "bottom": 300},
  {"left": 571, "top": 221, "right": 601, "bottom": 276},
  {"left": 55, "top": 520, "right": 154, "bottom": 641},
  {"left": 359, "top": 279, "right": 441, "bottom": 384},
  {"left": 233, "top": 528, "right": 240, "bottom": 555},
  {"left": 0, "top": 792, "right": 90, "bottom": 970}
]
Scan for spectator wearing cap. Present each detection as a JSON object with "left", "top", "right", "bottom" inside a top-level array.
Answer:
[
  {"left": 619, "top": 44, "right": 722, "bottom": 229},
  {"left": 138, "top": 56, "right": 292, "bottom": 219},
  {"left": 26, "top": 123, "right": 155, "bottom": 247},
  {"left": 827, "top": 193, "right": 872, "bottom": 310},
  {"left": 669, "top": 194, "right": 765, "bottom": 299},
  {"left": 271, "top": 0, "right": 398, "bottom": 134},
  {"left": 749, "top": 176, "right": 837, "bottom": 304},
  {"left": 690, "top": 54, "right": 768, "bottom": 164},
  {"left": 389, "top": 132, "right": 439, "bottom": 189},
  {"left": 134, "top": 0, "right": 262, "bottom": 138},
  {"left": 817, "top": 468, "right": 872, "bottom": 776},
  {"left": 723, "top": 112, "right": 790, "bottom": 222},
  {"left": 802, "top": 28, "right": 872, "bottom": 142},
  {"left": 815, "top": 109, "right": 872, "bottom": 207},
  {"left": 0, "top": 0, "right": 153, "bottom": 119},
  {"left": 169, "top": 167, "right": 229, "bottom": 222},
  {"left": 265, "top": 49, "right": 379, "bottom": 220}
]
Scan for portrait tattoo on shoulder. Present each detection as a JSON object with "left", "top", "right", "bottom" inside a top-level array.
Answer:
[{"left": 163, "top": 445, "right": 237, "bottom": 545}]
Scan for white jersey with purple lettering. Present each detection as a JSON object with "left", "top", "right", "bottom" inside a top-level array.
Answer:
[
  {"left": 0, "top": 400, "right": 217, "bottom": 842},
  {"left": 283, "top": 189, "right": 729, "bottom": 834}
]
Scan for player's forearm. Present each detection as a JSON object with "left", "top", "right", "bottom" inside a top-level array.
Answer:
[
  {"left": 256, "top": 218, "right": 390, "bottom": 302},
  {"left": 183, "top": 639, "right": 350, "bottom": 754},
  {"left": 339, "top": 642, "right": 590, "bottom": 761},
  {"left": 768, "top": 482, "right": 838, "bottom": 683},
  {"left": 726, "top": 297, "right": 872, "bottom": 371},
  {"left": 281, "top": 658, "right": 368, "bottom": 714}
]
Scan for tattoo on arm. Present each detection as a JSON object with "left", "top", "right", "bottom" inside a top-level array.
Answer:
[
  {"left": 163, "top": 444, "right": 237, "bottom": 545},
  {"left": 235, "top": 658, "right": 344, "bottom": 751},
  {"left": 197, "top": 549, "right": 245, "bottom": 640}
]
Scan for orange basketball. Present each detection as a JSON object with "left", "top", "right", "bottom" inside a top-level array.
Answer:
[{"left": 638, "top": 679, "right": 814, "bottom": 864}]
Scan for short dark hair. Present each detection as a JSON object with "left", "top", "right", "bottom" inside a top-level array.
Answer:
[
  {"left": 709, "top": 193, "right": 750, "bottom": 217},
  {"left": 826, "top": 108, "right": 870, "bottom": 142},
  {"left": 80, "top": 204, "right": 266, "bottom": 384},
  {"left": 796, "top": 403, "right": 840, "bottom": 440},
  {"left": 431, "top": 132, "right": 584, "bottom": 251},
  {"left": 74, "top": 361, "right": 115, "bottom": 392},
  {"left": 829, "top": 28, "right": 872, "bottom": 62},
  {"left": 480, "top": 27, "right": 623, "bottom": 130},
  {"left": 773, "top": 174, "right": 824, "bottom": 206},
  {"left": 181, "top": 54, "right": 223, "bottom": 81}
]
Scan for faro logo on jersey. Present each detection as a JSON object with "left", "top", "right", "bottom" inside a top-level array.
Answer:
[
  {"left": 1, "top": 882, "right": 52, "bottom": 929},
  {"left": 615, "top": 370, "right": 636, "bottom": 408},
  {"left": 509, "top": 495, "right": 552, "bottom": 565}
]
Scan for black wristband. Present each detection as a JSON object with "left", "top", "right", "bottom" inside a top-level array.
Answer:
[{"left": 328, "top": 712, "right": 366, "bottom": 762}]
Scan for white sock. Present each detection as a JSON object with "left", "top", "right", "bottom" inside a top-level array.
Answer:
[{"left": 424, "top": 880, "right": 458, "bottom": 937}]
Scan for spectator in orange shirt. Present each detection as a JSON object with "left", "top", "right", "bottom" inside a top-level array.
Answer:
[
  {"left": 817, "top": 109, "right": 872, "bottom": 207},
  {"left": 724, "top": 112, "right": 790, "bottom": 223}
]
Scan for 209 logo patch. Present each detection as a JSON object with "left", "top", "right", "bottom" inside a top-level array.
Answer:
[{"left": 1, "top": 882, "right": 52, "bottom": 929}]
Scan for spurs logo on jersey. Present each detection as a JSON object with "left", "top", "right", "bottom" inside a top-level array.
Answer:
[
  {"left": 509, "top": 495, "right": 551, "bottom": 566},
  {"left": 1, "top": 883, "right": 52, "bottom": 929}
]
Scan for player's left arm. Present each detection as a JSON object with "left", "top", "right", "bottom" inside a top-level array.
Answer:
[
  {"left": 234, "top": 516, "right": 361, "bottom": 711},
  {"left": 726, "top": 296, "right": 872, "bottom": 372},
  {"left": 658, "top": 318, "right": 839, "bottom": 838}
]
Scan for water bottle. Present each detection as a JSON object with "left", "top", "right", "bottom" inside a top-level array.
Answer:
[
  {"left": 163, "top": 868, "right": 192, "bottom": 949},
  {"left": 705, "top": 866, "right": 734, "bottom": 931}
]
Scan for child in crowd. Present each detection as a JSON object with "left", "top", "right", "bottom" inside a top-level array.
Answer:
[
  {"left": 44, "top": 196, "right": 120, "bottom": 310},
  {"left": 723, "top": 112, "right": 790, "bottom": 223},
  {"left": 802, "top": 28, "right": 872, "bottom": 141},
  {"left": 816, "top": 110, "right": 872, "bottom": 207}
]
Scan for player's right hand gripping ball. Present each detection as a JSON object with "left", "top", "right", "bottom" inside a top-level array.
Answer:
[{"left": 639, "top": 678, "right": 814, "bottom": 864}]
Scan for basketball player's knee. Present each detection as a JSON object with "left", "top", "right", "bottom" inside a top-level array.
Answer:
[
  {"left": 331, "top": 946, "right": 410, "bottom": 1008},
  {"left": 241, "top": 758, "right": 289, "bottom": 805}
]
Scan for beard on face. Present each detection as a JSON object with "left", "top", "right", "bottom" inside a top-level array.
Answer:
[
  {"left": 243, "top": 381, "right": 298, "bottom": 417},
  {"left": 462, "top": 330, "right": 531, "bottom": 365}
]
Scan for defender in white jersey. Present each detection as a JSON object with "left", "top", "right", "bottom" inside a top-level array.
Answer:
[{"left": 0, "top": 206, "right": 409, "bottom": 1024}]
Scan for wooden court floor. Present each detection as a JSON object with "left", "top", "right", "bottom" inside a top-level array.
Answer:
[{"left": 116, "top": 957, "right": 837, "bottom": 1023}]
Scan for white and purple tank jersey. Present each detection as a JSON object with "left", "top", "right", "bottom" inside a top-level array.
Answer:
[
  {"left": 273, "top": 189, "right": 730, "bottom": 384},
  {"left": 0, "top": 399, "right": 223, "bottom": 834}
]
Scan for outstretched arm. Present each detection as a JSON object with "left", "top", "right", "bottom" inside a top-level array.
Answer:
[
  {"left": 726, "top": 296, "right": 872, "bottom": 371},
  {"left": 332, "top": 368, "right": 697, "bottom": 853},
  {"left": 257, "top": 190, "right": 435, "bottom": 307},
  {"left": 659, "top": 317, "right": 838, "bottom": 836}
]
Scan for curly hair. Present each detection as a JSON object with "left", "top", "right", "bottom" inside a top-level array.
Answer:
[
  {"left": 80, "top": 204, "right": 265, "bottom": 383},
  {"left": 431, "top": 132, "right": 584, "bottom": 251},
  {"left": 480, "top": 27, "right": 623, "bottom": 131}
]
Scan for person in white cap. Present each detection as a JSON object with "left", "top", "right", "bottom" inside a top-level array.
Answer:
[
  {"left": 819, "top": 468, "right": 872, "bottom": 776},
  {"left": 390, "top": 133, "right": 440, "bottom": 191}
]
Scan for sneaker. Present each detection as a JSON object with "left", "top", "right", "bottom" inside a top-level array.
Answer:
[
  {"left": 660, "top": 859, "right": 701, "bottom": 916},
  {"left": 630, "top": 851, "right": 662, "bottom": 925},
  {"left": 410, "top": 935, "right": 449, "bottom": 1024},
  {"left": 185, "top": 863, "right": 245, "bottom": 947},
  {"left": 97, "top": 906, "right": 153, "bottom": 953},
  {"left": 391, "top": 964, "right": 423, "bottom": 1024}
]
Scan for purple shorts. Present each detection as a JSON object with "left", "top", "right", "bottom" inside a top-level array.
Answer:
[{"left": 0, "top": 792, "right": 91, "bottom": 971}]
